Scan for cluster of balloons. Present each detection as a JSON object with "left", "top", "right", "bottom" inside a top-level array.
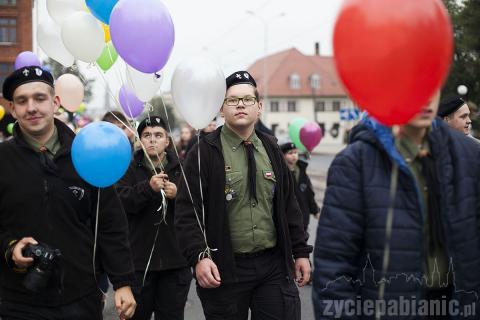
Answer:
[
  {"left": 333, "top": 0, "right": 453, "bottom": 126},
  {"left": 288, "top": 118, "right": 323, "bottom": 153}
]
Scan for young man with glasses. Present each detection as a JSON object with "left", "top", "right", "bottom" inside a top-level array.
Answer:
[
  {"left": 175, "top": 71, "right": 311, "bottom": 320},
  {"left": 117, "top": 116, "right": 191, "bottom": 320}
]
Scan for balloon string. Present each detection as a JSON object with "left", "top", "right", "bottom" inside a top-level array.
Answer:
[
  {"left": 376, "top": 162, "right": 399, "bottom": 320},
  {"left": 92, "top": 188, "right": 106, "bottom": 294},
  {"left": 158, "top": 95, "right": 216, "bottom": 259}
]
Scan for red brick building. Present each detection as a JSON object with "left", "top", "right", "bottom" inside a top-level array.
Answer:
[{"left": 0, "top": 0, "right": 32, "bottom": 134}]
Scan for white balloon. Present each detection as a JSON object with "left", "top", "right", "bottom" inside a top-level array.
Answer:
[
  {"left": 61, "top": 12, "right": 104, "bottom": 63},
  {"left": 47, "top": 0, "right": 85, "bottom": 26},
  {"left": 125, "top": 65, "right": 163, "bottom": 102},
  {"left": 457, "top": 85, "right": 468, "bottom": 96},
  {"left": 171, "top": 57, "right": 226, "bottom": 130},
  {"left": 37, "top": 19, "right": 74, "bottom": 67}
]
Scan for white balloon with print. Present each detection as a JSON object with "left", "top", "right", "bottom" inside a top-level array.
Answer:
[{"left": 171, "top": 57, "right": 226, "bottom": 130}]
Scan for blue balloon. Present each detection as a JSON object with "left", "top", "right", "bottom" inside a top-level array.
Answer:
[
  {"left": 72, "top": 121, "right": 131, "bottom": 188},
  {"left": 86, "top": 0, "right": 119, "bottom": 24}
]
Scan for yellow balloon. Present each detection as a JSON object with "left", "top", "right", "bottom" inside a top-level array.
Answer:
[
  {"left": 0, "top": 105, "right": 5, "bottom": 121},
  {"left": 102, "top": 24, "right": 111, "bottom": 43}
]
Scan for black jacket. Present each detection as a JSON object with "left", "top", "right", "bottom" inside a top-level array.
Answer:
[
  {"left": 117, "top": 150, "right": 188, "bottom": 272},
  {"left": 175, "top": 126, "right": 312, "bottom": 283},
  {"left": 293, "top": 160, "right": 319, "bottom": 232},
  {"left": 0, "top": 120, "right": 134, "bottom": 306},
  {"left": 313, "top": 118, "right": 480, "bottom": 319}
]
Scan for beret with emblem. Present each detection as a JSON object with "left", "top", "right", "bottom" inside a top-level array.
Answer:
[
  {"left": 226, "top": 71, "right": 257, "bottom": 90},
  {"left": 2, "top": 66, "right": 54, "bottom": 101},
  {"left": 280, "top": 142, "right": 297, "bottom": 154},
  {"left": 137, "top": 116, "right": 168, "bottom": 136},
  {"left": 438, "top": 96, "right": 466, "bottom": 118}
]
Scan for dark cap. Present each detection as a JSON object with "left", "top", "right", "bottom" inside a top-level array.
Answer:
[
  {"left": 438, "top": 96, "right": 466, "bottom": 117},
  {"left": 2, "top": 66, "right": 54, "bottom": 101},
  {"left": 280, "top": 142, "right": 297, "bottom": 154},
  {"left": 137, "top": 116, "right": 167, "bottom": 136},
  {"left": 226, "top": 71, "right": 257, "bottom": 90}
]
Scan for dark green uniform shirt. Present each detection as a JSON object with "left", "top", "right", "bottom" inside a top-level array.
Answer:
[
  {"left": 220, "top": 125, "right": 277, "bottom": 253},
  {"left": 23, "top": 126, "right": 61, "bottom": 159},
  {"left": 396, "top": 134, "right": 450, "bottom": 289}
]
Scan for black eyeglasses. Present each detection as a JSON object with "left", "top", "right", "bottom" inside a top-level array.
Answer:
[{"left": 224, "top": 96, "right": 257, "bottom": 107}]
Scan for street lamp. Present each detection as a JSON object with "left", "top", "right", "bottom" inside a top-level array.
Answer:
[{"left": 246, "top": 10, "right": 285, "bottom": 125}]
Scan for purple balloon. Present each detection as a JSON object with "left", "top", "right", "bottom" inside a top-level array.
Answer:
[
  {"left": 110, "top": 0, "right": 175, "bottom": 73},
  {"left": 15, "top": 51, "right": 41, "bottom": 70},
  {"left": 299, "top": 122, "right": 323, "bottom": 152},
  {"left": 119, "top": 85, "right": 144, "bottom": 118}
]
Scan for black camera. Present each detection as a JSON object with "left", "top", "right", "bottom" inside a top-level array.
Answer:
[{"left": 22, "top": 243, "right": 62, "bottom": 293}]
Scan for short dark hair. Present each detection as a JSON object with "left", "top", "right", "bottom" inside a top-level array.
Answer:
[{"left": 102, "top": 111, "right": 129, "bottom": 125}]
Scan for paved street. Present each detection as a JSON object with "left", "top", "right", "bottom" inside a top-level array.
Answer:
[{"left": 104, "top": 153, "right": 335, "bottom": 320}]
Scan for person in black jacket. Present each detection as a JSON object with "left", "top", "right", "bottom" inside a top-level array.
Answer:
[
  {"left": 280, "top": 142, "right": 320, "bottom": 232},
  {"left": 175, "top": 71, "right": 312, "bottom": 320},
  {"left": 0, "top": 66, "right": 136, "bottom": 319},
  {"left": 313, "top": 90, "right": 480, "bottom": 319},
  {"left": 117, "top": 116, "right": 192, "bottom": 320}
]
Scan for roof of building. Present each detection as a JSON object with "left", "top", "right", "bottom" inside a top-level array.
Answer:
[{"left": 247, "top": 47, "right": 348, "bottom": 97}]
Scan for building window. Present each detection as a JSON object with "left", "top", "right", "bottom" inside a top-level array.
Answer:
[
  {"left": 0, "top": 0, "right": 17, "bottom": 5},
  {"left": 315, "top": 101, "right": 325, "bottom": 112},
  {"left": 287, "top": 101, "right": 297, "bottom": 112},
  {"left": 310, "top": 74, "right": 320, "bottom": 90},
  {"left": 0, "top": 62, "right": 14, "bottom": 93},
  {"left": 289, "top": 73, "right": 300, "bottom": 89},
  {"left": 332, "top": 100, "right": 341, "bottom": 111},
  {"left": 270, "top": 101, "right": 279, "bottom": 112},
  {"left": 0, "top": 18, "right": 16, "bottom": 43}
]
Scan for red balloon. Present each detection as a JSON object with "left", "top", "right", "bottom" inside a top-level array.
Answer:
[
  {"left": 300, "top": 122, "right": 323, "bottom": 152},
  {"left": 333, "top": 0, "right": 453, "bottom": 126}
]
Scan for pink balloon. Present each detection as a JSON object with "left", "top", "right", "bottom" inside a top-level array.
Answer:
[
  {"left": 119, "top": 85, "right": 144, "bottom": 118},
  {"left": 55, "top": 74, "right": 84, "bottom": 112},
  {"left": 299, "top": 122, "right": 323, "bottom": 152}
]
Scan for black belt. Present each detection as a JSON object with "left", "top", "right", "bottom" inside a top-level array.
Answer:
[{"left": 234, "top": 247, "right": 276, "bottom": 259}]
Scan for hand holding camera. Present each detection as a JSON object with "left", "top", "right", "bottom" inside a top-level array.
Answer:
[
  {"left": 12, "top": 237, "right": 38, "bottom": 269},
  {"left": 13, "top": 238, "right": 62, "bottom": 293}
]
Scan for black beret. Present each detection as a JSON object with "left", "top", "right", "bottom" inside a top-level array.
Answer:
[
  {"left": 280, "top": 142, "right": 297, "bottom": 154},
  {"left": 226, "top": 71, "right": 257, "bottom": 90},
  {"left": 137, "top": 116, "right": 167, "bottom": 136},
  {"left": 2, "top": 66, "right": 54, "bottom": 101},
  {"left": 438, "top": 96, "right": 466, "bottom": 117}
]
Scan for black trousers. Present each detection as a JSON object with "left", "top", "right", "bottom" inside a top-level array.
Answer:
[
  {"left": 0, "top": 290, "right": 103, "bottom": 320},
  {"left": 196, "top": 248, "right": 301, "bottom": 320},
  {"left": 131, "top": 267, "right": 192, "bottom": 320}
]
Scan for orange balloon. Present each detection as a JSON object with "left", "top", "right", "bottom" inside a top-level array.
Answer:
[
  {"left": 333, "top": 0, "right": 453, "bottom": 126},
  {"left": 102, "top": 23, "right": 110, "bottom": 43}
]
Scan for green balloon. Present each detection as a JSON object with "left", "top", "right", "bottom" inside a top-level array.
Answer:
[
  {"left": 6, "top": 123, "right": 14, "bottom": 135},
  {"left": 97, "top": 42, "right": 118, "bottom": 71},
  {"left": 288, "top": 118, "right": 308, "bottom": 152}
]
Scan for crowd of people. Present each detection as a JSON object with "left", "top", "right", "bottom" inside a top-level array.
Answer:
[{"left": 0, "top": 63, "right": 479, "bottom": 320}]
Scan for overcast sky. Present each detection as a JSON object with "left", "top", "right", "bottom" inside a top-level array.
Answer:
[{"left": 35, "top": 0, "right": 344, "bottom": 111}]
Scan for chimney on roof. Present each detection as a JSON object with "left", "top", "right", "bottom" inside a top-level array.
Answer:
[{"left": 315, "top": 42, "right": 320, "bottom": 56}]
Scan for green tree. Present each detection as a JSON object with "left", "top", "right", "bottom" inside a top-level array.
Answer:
[
  {"left": 43, "top": 58, "right": 95, "bottom": 103},
  {"left": 442, "top": 0, "right": 480, "bottom": 135}
]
